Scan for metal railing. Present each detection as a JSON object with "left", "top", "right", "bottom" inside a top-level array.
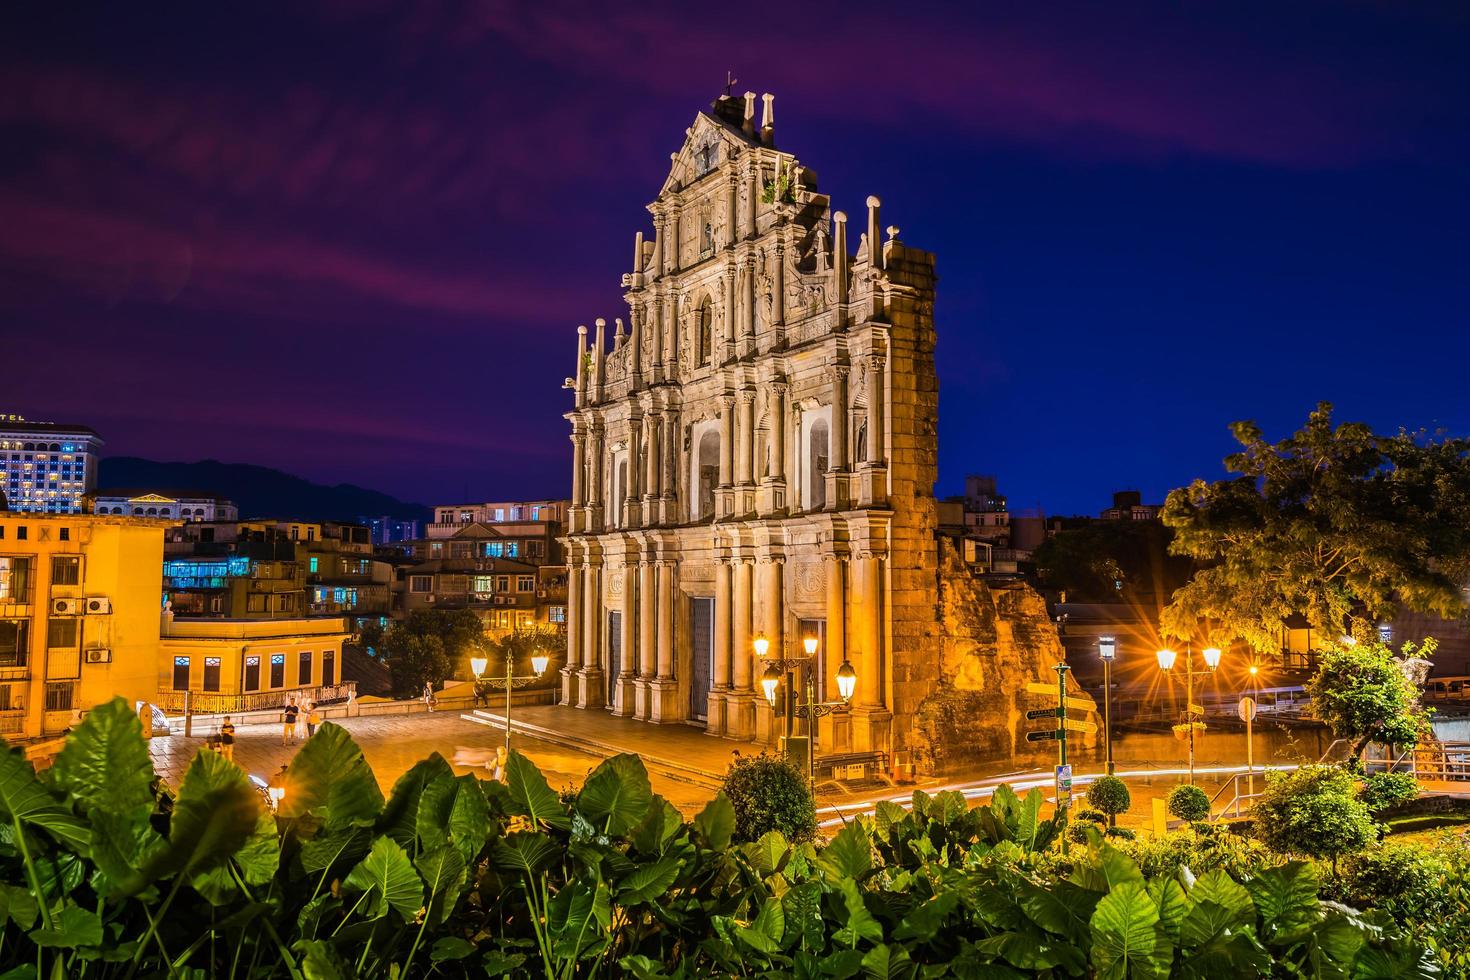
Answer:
[
  {"left": 153, "top": 682, "right": 357, "bottom": 716},
  {"left": 0, "top": 709, "right": 24, "bottom": 735}
]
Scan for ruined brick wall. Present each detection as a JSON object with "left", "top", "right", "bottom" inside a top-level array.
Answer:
[{"left": 909, "top": 538, "right": 1100, "bottom": 776}]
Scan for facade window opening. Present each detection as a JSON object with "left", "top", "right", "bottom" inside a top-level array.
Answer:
[
  {"left": 697, "top": 300, "right": 713, "bottom": 366},
  {"left": 269, "top": 654, "right": 285, "bottom": 688},
  {"left": 701, "top": 222, "right": 714, "bottom": 258},
  {"left": 243, "top": 656, "right": 260, "bottom": 691},
  {"left": 203, "top": 657, "right": 221, "bottom": 692},
  {"left": 808, "top": 418, "right": 830, "bottom": 511},
  {"left": 323, "top": 650, "right": 336, "bottom": 686},
  {"left": 697, "top": 429, "right": 720, "bottom": 521},
  {"left": 172, "top": 657, "right": 190, "bottom": 691}
]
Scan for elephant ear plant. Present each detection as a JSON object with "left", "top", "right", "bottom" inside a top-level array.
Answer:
[{"left": 0, "top": 696, "right": 1440, "bottom": 978}]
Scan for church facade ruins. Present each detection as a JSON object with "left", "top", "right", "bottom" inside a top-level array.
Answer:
[{"left": 559, "top": 91, "right": 1096, "bottom": 771}]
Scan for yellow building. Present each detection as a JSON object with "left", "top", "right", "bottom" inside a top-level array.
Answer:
[
  {"left": 157, "top": 615, "right": 352, "bottom": 713},
  {"left": 0, "top": 510, "right": 170, "bottom": 740}
]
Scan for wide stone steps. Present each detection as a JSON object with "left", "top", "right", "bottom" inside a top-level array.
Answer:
[{"left": 459, "top": 708, "right": 725, "bottom": 791}]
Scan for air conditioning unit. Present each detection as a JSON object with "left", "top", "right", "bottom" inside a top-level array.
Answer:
[
  {"left": 85, "top": 596, "right": 112, "bottom": 615},
  {"left": 426, "top": 594, "right": 436, "bottom": 603},
  {"left": 84, "top": 648, "right": 112, "bottom": 664},
  {"left": 52, "top": 598, "right": 80, "bottom": 615}
]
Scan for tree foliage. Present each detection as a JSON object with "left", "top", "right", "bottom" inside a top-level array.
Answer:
[
  {"left": 1166, "top": 784, "right": 1210, "bottom": 823},
  {"left": 1031, "top": 519, "right": 1194, "bottom": 603},
  {"left": 1087, "top": 775, "right": 1132, "bottom": 817},
  {"left": 1306, "top": 637, "right": 1433, "bottom": 760},
  {"left": 1253, "top": 765, "right": 1377, "bottom": 863},
  {"left": 1160, "top": 403, "right": 1470, "bottom": 651},
  {"left": 721, "top": 754, "right": 817, "bottom": 844},
  {"left": 385, "top": 631, "right": 450, "bottom": 697},
  {"left": 381, "top": 609, "right": 489, "bottom": 694}
]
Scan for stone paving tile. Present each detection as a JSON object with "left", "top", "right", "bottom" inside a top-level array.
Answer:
[{"left": 147, "top": 710, "right": 717, "bottom": 814}]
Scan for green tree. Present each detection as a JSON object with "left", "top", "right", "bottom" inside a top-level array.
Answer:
[
  {"left": 1253, "top": 765, "right": 1376, "bottom": 865},
  {"left": 1032, "top": 520, "right": 1193, "bottom": 603},
  {"left": 1160, "top": 403, "right": 1470, "bottom": 651},
  {"left": 1166, "top": 784, "right": 1210, "bottom": 823},
  {"left": 485, "top": 625, "right": 562, "bottom": 684},
  {"left": 1306, "top": 637, "right": 1433, "bottom": 762},
  {"left": 721, "top": 754, "right": 816, "bottom": 843},
  {"left": 1087, "top": 775, "right": 1132, "bottom": 826},
  {"left": 383, "top": 630, "right": 450, "bottom": 697}
]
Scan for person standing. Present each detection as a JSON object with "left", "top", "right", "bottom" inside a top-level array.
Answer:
[
  {"left": 492, "top": 744, "right": 508, "bottom": 782},
  {"left": 219, "top": 716, "right": 236, "bottom": 762},
  {"left": 282, "top": 700, "right": 299, "bottom": 745},
  {"left": 306, "top": 702, "right": 321, "bottom": 738},
  {"left": 423, "top": 682, "right": 435, "bottom": 711}
]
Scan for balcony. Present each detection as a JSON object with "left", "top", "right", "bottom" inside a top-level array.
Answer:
[
  {"left": 0, "top": 709, "right": 25, "bottom": 736},
  {"left": 152, "top": 681, "right": 358, "bottom": 716}
]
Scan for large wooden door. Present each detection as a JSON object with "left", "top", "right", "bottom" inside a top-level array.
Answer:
[
  {"left": 607, "top": 611, "right": 622, "bottom": 706},
  {"left": 689, "top": 598, "right": 713, "bottom": 721}
]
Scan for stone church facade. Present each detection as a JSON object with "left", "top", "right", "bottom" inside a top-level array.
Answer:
[{"left": 561, "top": 92, "right": 1096, "bottom": 768}]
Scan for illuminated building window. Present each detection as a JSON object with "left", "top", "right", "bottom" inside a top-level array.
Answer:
[{"left": 549, "top": 606, "right": 566, "bottom": 624}]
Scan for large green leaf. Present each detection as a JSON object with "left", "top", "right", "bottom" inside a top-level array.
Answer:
[
  {"left": 835, "top": 878, "right": 883, "bottom": 946},
  {"left": 1245, "top": 862, "right": 1320, "bottom": 941},
  {"left": 493, "top": 831, "right": 561, "bottom": 879},
  {"left": 1013, "top": 789, "right": 1045, "bottom": 849},
  {"left": 88, "top": 809, "right": 165, "bottom": 897},
  {"left": 0, "top": 883, "right": 39, "bottom": 930},
  {"left": 0, "top": 744, "right": 90, "bottom": 854},
  {"left": 50, "top": 697, "right": 155, "bottom": 818},
  {"left": 1148, "top": 878, "right": 1190, "bottom": 942},
  {"left": 299, "top": 824, "right": 372, "bottom": 879},
  {"left": 818, "top": 820, "right": 873, "bottom": 880},
  {"left": 377, "top": 753, "right": 454, "bottom": 848},
  {"left": 576, "top": 753, "right": 652, "bottom": 837},
  {"left": 548, "top": 879, "right": 610, "bottom": 961},
  {"left": 149, "top": 748, "right": 260, "bottom": 882},
  {"left": 191, "top": 809, "right": 280, "bottom": 904},
  {"left": 279, "top": 722, "right": 384, "bottom": 831},
  {"left": 294, "top": 939, "right": 354, "bottom": 979},
  {"left": 415, "top": 844, "right": 467, "bottom": 925},
  {"left": 415, "top": 771, "right": 489, "bottom": 861},
  {"left": 783, "top": 881, "right": 824, "bottom": 952},
  {"left": 631, "top": 794, "right": 683, "bottom": 856},
  {"left": 1187, "top": 870, "right": 1255, "bottom": 932},
  {"left": 504, "top": 749, "right": 572, "bottom": 830},
  {"left": 687, "top": 787, "right": 735, "bottom": 852},
  {"left": 748, "top": 830, "right": 789, "bottom": 875},
  {"left": 28, "top": 904, "right": 102, "bottom": 949},
  {"left": 618, "top": 856, "right": 681, "bottom": 904},
  {"left": 861, "top": 943, "right": 915, "bottom": 980},
  {"left": 342, "top": 835, "right": 424, "bottom": 921},
  {"left": 1091, "top": 881, "right": 1168, "bottom": 980}
]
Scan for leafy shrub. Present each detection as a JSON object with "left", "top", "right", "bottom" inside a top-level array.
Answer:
[
  {"left": 721, "top": 753, "right": 817, "bottom": 843},
  {"left": 1118, "top": 826, "right": 1282, "bottom": 879},
  {"left": 1104, "top": 826, "right": 1136, "bottom": 840},
  {"left": 1087, "top": 775, "right": 1132, "bottom": 817},
  {"left": 1330, "top": 841, "right": 1449, "bottom": 925},
  {"left": 1167, "top": 783, "right": 1210, "bottom": 822},
  {"left": 1253, "top": 764, "right": 1377, "bottom": 862},
  {"left": 1359, "top": 771, "right": 1420, "bottom": 813},
  {"left": 1075, "top": 808, "right": 1106, "bottom": 824}
]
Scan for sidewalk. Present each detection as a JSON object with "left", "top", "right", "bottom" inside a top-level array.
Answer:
[{"left": 461, "top": 705, "right": 754, "bottom": 790}]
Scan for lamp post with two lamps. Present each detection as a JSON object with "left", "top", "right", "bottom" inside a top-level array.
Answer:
[
  {"left": 472, "top": 646, "right": 551, "bottom": 757},
  {"left": 755, "top": 633, "right": 857, "bottom": 793},
  {"left": 1155, "top": 644, "right": 1221, "bottom": 783}
]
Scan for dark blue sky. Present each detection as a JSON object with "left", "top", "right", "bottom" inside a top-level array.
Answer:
[{"left": 2, "top": 1, "right": 1467, "bottom": 513}]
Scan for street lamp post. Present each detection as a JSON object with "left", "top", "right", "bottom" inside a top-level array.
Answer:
[
  {"left": 756, "top": 634, "right": 856, "bottom": 794},
  {"left": 1098, "top": 636, "right": 1117, "bottom": 777},
  {"left": 1156, "top": 644, "right": 1220, "bottom": 783},
  {"left": 474, "top": 648, "right": 550, "bottom": 757}
]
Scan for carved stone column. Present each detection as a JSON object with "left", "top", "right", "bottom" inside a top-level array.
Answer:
[
  {"left": 736, "top": 388, "right": 755, "bottom": 516},
  {"left": 635, "top": 558, "right": 657, "bottom": 720},
  {"left": 708, "top": 556, "right": 732, "bottom": 735},
  {"left": 578, "top": 560, "right": 605, "bottom": 708},
  {"left": 718, "top": 394, "right": 735, "bottom": 519},
  {"left": 651, "top": 295, "right": 664, "bottom": 384},
  {"left": 643, "top": 406, "right": 660, "bottom": 526},
  {"left": 613, "top": 565, "right": 637, "bottom": 717},
  {"left": 562, "top": 557, "right": 583, "bottom": 706},
  {"left": 720, "top": 266, "right": 736, "bottom": 363},
  {"left": 663, "top": 290, "right": 677, "bottom": 378},
  {"left": 661, "top": 408, "right": 678, "bottom": 523},
  {"left": 858, "top": 351, "right": 889, "bottom": 507},
  {"left": 569, "top": 424, "right": 586, "bottom": 533},
  {"left": 650, "top": 560, "right": 680, "bottom": 722},
  {"left": 823, "top": 555, "right": 850, "bottom": 751},
  {"left": 727, "top": 556, "right": 755, "bottom": 737},
  {"left": 626, "top": 416, "right": 642, "bottom": 528},
  {"left": 826, "top": 365, "right": 850, "bottom": 510},
  {"left": 849, "top": 553, "right": 891, "bottom": 752},
  {"left": 744, "top": 254, "right": 757, "bottom": 353},
  {"left": 588, "top": 421, "right": 606, "bottom": 532}
]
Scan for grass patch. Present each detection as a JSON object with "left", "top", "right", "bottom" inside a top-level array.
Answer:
[{"left": 1384, "top": 812, "right": 1470, "bottom": 835}]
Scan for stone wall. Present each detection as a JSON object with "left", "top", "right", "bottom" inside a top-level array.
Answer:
[{"left": 909, "top": 538, "right": 1100, "bottom": 776}]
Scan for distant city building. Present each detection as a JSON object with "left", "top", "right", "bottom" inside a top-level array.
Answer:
[
  {"left": 394, "top": 555, "right": 568, "bottom": 633},
  {"left": 158, "top": 614, "right": 352, "bottom": 714},
  {"left": 1100, "top": 489, "right": 1161, "bottom": 521},
  {"left": 0, "top": 415, "right": 103, "bottom": 514},
  {"left": 360, "top": 515, "right": 419, "bottom": 545},
  {"left": 88, "top": 489, "right": 238, "bottom": 522},
  {"left": 427, "top": 499, "right": 567, "bottom": 538},
  {"left": 0, "top": 510, "right": 169, "bottom": 742},
  {"left": 939, "top": 474, "right": 1041, "bottom": 574}
]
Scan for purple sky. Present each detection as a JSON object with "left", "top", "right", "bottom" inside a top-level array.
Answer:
[{"left": 3, "top": 2, "right": 1467, "bottom": 513}]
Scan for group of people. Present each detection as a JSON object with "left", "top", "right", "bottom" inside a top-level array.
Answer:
[{"left": 281, "top": 699, "right": 323, "bottom": 745}]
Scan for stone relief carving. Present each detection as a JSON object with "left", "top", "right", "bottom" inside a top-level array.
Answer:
[
  {"left": 793, "top": 561, "right": 823, "bottom": 599},
  {"left": 606, "top": 569, "right": 623, "bottom": 599}
]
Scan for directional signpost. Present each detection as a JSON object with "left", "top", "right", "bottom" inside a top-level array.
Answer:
[{"left": 1026, "top": 662, "right": 1076, "bottom": 850}]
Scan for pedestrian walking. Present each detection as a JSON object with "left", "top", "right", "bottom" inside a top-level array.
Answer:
[
  {"left": 282, "top": 700, "right": 299, "bottom": 745},
  {"left": 492, "top": 745, "right": 508, "bottom": 782},
  {"left": 219, "top": 716, "right": 236, "bottom": 762},
  {"left": 306, "top": 702, "right": 321, "bottom": 738},
  {"left": 423, "top": 682, "right": 436, "bottom": 711}
]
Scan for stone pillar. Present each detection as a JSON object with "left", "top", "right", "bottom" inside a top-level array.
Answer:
[
  {"left": 630, "top": 305, "right": 643, "bottom": 388},
  {"left": 850, "top": 554, "right": 891, "bottom": 752},
  {"left": 858, "top": 352, "right": 888, "bottom": 507},
  {"left": 636, "top": 559, "right": 657, "bottom": 720},
  {"left": 614, "top": 565, "right": 637, "bottom": 716},
  {"left": 721, "top": 267, "right": 736, "bottom": 363},
  {"left": 669, "top": 208, "right": 681, "bottom": 274},
  {"left": 833, "top": 211, "right": 849, "bottom": 310},
  {"left": 823, "top": 556, "right": 850, "bottom": 751},
  {"left": 643, "top": 409, "right": 660, "bottom": 524},
  {"left": 574, "top": 324, "right": 587, "bottom": 408},
  {"left": 626, "top": 416, "right": 643, "bottom": 528},
  {"left": 655, "top": 211, "right": 667, "bottom": 277},
  {"left": 826, "top": 365, "right": 849, "bottom": 510},
  {"left": 562, "top": 559, "right": 583, "bottom": 705},
  {"left": 727, "top": 557, "right": 754, "bottom": 737},
  {"left": 662, "top": 409, "right": 678, "bottom": 521},
  {"left": 589, "top": 423, "right": 605, "bottom": 532},
  {"left": 592, "top": 318, "right": 606, "bottom": 403},
  {"left": 726, "top": 173, "right": 738, "bottom": 249},
  {"left": 579, "top": 562, "right": 604, "bottom": 708},
  {"left": 570, "top": 427, "right": 586, "bottom": 511},
  {"left": 744, "top": 254, "right": 757, "bottom": 350},
  {"left": 745, "top": 162, "right": 759, "bottom": 238},
  {"left": 650, "top": 561, "right": 680, "bottom": 722},
  {"left": 718, "top": 394, "right": 735, "bottom": 518},
  {"left": 663, "top": 292, "right": 677, "bottom": 378},
  {"left": 866, "top": 196, "right": 882, "bottom": 271},
  {"left": 651, "top": 296, "right": 664, "bottom": 383},
  {"left": 708, "top": 558, "right": 731, "bottom": 734},
  {"left": 770, "top": 383, "right": 787, "bottom": 482},
  {"left": 773, "top": 242, "right": 785, "bottom": 328}
]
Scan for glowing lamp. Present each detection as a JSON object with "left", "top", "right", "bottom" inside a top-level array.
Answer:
[
  {"left": 1202, "top": 647, "right": 1222, "bottom": 671},
  {"left": 1098, "top": 636, "right": 1117, "bottom": 662},
  {"left": 268, "top": 786, "right": 285, "bottom": 808},
  {"left": 753, "top": 634, "right": 770, "bottom": 658},
  {"left": 1248, "top": 664, "right": 1259, "bottom": 677},
  {"left": 470, "top": 657, "right": 488, "bottom": 678},
  {"left": 531, "top": 654, "right": 549, "bottom": 677},
  {"left": 836, "top": 660, "right": 857, "bottom": 701},
  {"left": 761, "top": 664, "right": 781, "bottom": 706},
  {"left": 1156, "top": 648, "right": 1178, "bottom": 671},
  {"left": 803, "top": 635, "right": 819, "bottom": 657}
]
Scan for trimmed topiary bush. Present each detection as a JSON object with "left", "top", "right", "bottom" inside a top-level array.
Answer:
[
  {"left": 1253, "top": 764, "right": 1377, "bottom": 864},
  {"left": 1087, "top": 775, "right": 1132, "bottom": 820},
  {"left": 1104, "top": 826, "right": 1137, "bottom": 840},
  {"left": 1075, "top": 808, "right": 1107, "bottom": 825},
  {"left": 1167, "top": 783, "right": 1211, "bottom": 823},
  {"left": 1359, "top": 771, "right": 1420, "bottom": 814},
  {"left": 721, "top": 753, "right": 817, "bottom": 843}
]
